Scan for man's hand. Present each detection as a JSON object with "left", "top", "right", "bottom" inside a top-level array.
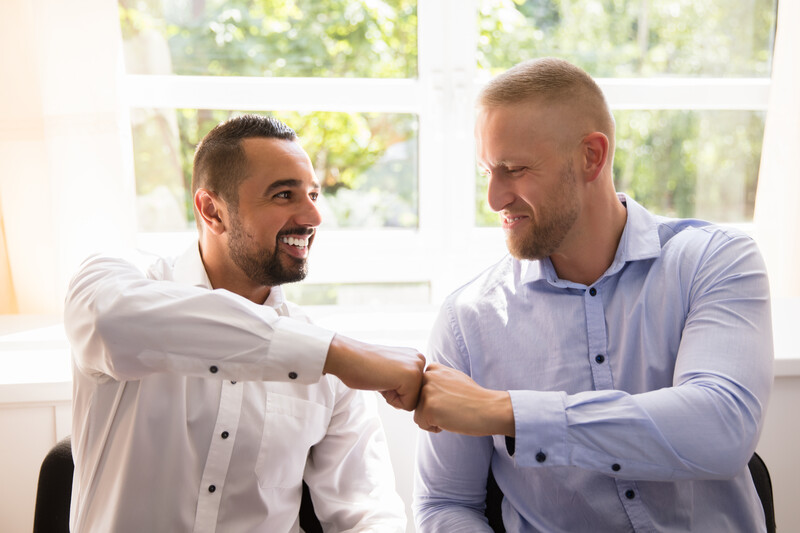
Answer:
[
  {"left": 414, "top": 363, "right": 515, "bottom": 436},
  {"left": 323, "top": 334, "right": 426, "bottom": 411}
]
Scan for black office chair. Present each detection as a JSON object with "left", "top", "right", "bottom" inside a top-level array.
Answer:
[
  {"left": 33, "top": 437, "right": 73, "bottom": 532},
  {"left": 748, "top": 452, "right": 777, "bottom": 533},
  {"left": 33, "top": 436, "right": 323, "bottom": 533},
  {"left": 484, "top": 452, "right": 776, "bottom": 533}
]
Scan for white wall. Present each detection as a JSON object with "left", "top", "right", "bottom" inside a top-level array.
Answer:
[{"left": 755, "top": 375, "right": 800, "bottom": 530}]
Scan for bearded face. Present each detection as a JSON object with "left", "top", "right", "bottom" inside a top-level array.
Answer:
[
  {"left": 227, "top": 209, "right": 313, "bottom": 287},
  {"left": 504, "top": 162, "right": 580, "bottom": 261}
]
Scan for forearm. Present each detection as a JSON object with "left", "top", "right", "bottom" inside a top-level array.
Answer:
[
  {"left": 512, "top": 376, "right": 765, "bottom": 480},
  {"left": 415, "top": 504, "right": 494, "bottom": 533},
  {"left": 414, "top": 430, "right": 495, "bottom": 532}
]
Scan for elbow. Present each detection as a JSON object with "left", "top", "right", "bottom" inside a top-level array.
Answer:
[
  {"left": 64, "top": 276, "right": 131, "bottom": 380},
  {"left": 690, "top": 386, "right": 764, "bottom": 479},
  {"left": 700, "top": 441, "right": 758, "bottom": 479}
]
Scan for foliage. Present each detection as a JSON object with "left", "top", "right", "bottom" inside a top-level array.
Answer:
[
  {"left": 475, "top": 0, "right": 775, "bottom": 225},
  {"left": 120, "top": 0, "right": 418, "bottom": 230},
  {"left": 120, "top": 0, "right": 776, "bottom": 230}
]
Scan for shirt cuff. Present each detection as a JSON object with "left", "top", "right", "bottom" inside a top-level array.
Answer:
[
  {"left": 267, "top": 317, "right": 334, "bottom": 384},
  {"left": 509, "top": 389, "right": 569, "bottom": 467}
]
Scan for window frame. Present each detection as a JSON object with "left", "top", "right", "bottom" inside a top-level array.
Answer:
[{"left": 124, "top": 0, "right": 772, "bottom": 304}]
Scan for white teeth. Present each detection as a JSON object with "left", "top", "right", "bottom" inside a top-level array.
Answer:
[
  {"left": 281, "top": 236, "right": 309, "bottom": 247},
  {"left": 505, "top": 216, "right": 523, "bottom": 223}
]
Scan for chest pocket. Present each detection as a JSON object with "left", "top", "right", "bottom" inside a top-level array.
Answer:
[{"left": 255, "top": 391, "right": 331, "bottom": 488}]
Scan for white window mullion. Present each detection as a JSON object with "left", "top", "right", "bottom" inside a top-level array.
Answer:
[
  {"left": 599, "top": 78, "right": 770, "bottom": 110},
  {"left": 419, "top": 0, "right": 484, "bottom": 304},
  {"left": 123, "top": 75, "right": 422, "bottom": 113}
]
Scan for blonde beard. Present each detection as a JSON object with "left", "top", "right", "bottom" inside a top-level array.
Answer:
[{"left": 505, "top": 163, "right": 579, "bottom": 261}]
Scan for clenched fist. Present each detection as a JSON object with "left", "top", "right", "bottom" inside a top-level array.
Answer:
[
  {"left": 324, "top": 334, "right": 426, "bottom": 411},
  {"left": 414, "top": 363, "right": 515, "bottom": 436}
]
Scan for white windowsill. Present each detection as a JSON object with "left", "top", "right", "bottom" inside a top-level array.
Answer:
[{"left": 1, "top": 299, "right": 798, "bottom": 406}]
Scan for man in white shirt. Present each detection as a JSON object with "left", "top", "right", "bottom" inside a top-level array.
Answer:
[{"left": 64, "top": 114, "right": 424, "bottom": 532}]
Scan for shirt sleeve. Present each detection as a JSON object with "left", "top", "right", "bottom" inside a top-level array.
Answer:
[
  {"left": 413, "top": 304, "right": 495, "bottom": 532},
  {"left": 64, "top": 253, "right": 332, "bottom": 383},
  {"left": 302, "top": 385, "right": 407, "bottom": 532},
  {"left": 511, "top": 231, "right": 774, "bottom": 480}
]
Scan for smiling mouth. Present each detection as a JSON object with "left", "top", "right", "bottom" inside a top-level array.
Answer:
[
  {"left": 280, "top": 235, "right": 311, "bottom": 248},
  {"left": 502, "top": 214, "right": 530, "bottom": 229},
  {"left": 278, "top": 230, "right": 314, "bottom": 259}
]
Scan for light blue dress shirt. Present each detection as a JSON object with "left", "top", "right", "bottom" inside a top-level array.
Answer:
[{"left": 414, "top": 194, "right": 773, "bottom": 532}]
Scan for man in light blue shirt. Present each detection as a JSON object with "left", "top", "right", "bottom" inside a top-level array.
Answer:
[{"left": 413, "top": 58, "right": 773, "bottom": 532}]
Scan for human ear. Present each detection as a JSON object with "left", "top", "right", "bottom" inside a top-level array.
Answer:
[
  {"left": 194, "top": 188, "right": 227, "bottom": 235},
  {"left": 581, "top": 132, "right": 609, "bottom": 183}
]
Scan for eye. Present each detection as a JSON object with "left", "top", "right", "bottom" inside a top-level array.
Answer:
[
  {"left": 506, "top": 167, "right": 526, "bottom": 175},
  {"left": 309, "top": 191, "right": 320, "bottom": 202},
  {"left": 275, "top": 190, "right": 291, "bottom": 199}
]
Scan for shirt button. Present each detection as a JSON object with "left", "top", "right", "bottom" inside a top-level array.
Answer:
[
  {"left": 612, "top": 463, "right": 621, "bottom": 472},
  {"left": 208, "top": 485, "right": 216, "bottom": 493},
  {"left": 589, "top": 288, "right": 597, "bottom": 296},
  {"left": 221, "top": 431, "right": 229, "bottom": 439},
  {"left": 209, "top": 365, "right": 218, "bottom": 374},
  {"left": 595, "top": 354, "right": 605, "bottom": 364},
  {"left": 288, "top": 371, "right": 298, "bottom": 380},
  {"left": 625, "top": 489, "right": 636, "bottom": 499},
  {"left": 535, "top": 451, "right": 547, "bottom": 463}
]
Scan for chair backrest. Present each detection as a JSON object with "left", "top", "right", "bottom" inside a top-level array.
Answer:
[
  {"left": 33, "top": 436, "right": 73, "bottom": 533},
  {"left": 749, "top": 452, "right": 777, "bottom": 533},
  {"left": 33, "top": 436, "right": 324, "bottom": 532},
  {"left": 484, "top": 452, "right": 776, "bottom": 533}
]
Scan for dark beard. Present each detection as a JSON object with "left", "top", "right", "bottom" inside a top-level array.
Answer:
[{"left": 227, "top": 214, "right": 310, "bottom": 287}]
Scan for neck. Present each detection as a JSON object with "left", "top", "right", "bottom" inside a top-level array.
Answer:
[
  {"left": 198, "top": 238, "right": 271, "bottom": 305},
  {"left": 549, "top": 190, "right": 627, "bottom": 286}
]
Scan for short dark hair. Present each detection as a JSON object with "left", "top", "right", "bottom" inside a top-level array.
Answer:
[{"left": 192, "top": 114, "right": 297, "bottom": 206}]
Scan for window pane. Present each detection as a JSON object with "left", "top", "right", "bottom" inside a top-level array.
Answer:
[
  {"left": 477, "top": 0, "right": 776, "bottom": 77},
  {"left": 131, "top": 109, "right": 418, "bottom": 231},
  {"left": 119, "top": 0, "right": 418, "bottom": 78},
  {"left": 476, "top": 110, "right": 765, "bottom": 225}
]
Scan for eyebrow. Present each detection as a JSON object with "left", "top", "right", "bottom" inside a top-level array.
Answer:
[{"left": 264, "top": 178, "right": 321, "bottom": 195}]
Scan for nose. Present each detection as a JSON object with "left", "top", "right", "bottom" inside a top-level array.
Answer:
[
  {"left": 486, "top": 174, "right": 514, "bottom": 213},
  {"left": 296, "top": 193, "right": 322, "bottom": 228}
]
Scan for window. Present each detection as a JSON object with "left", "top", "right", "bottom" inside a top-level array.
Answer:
[
  {"left": 476, "top": 0, "right": 775, "bottom": 225},
  {"left": 118, "top": 0, "right": 777, "bottom": 305}
]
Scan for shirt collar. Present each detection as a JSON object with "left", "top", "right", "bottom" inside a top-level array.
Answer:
[
  {"left": 520, "top": 193, "right": 662, "bottom": 286},
  {"left": 173, "top": 243, "right": 213, "bottom": 289},
  {"left": 172, "top": 243, "right": 287, "bottom": 311}
]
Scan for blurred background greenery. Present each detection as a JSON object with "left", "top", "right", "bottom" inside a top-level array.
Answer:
[{"left": 119, "top": 0, "right": 775, "bottom": 232}]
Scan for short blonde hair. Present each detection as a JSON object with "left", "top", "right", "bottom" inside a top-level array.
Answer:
[{"left": 479, "top": 58, "right": 615, "bottom": 147}]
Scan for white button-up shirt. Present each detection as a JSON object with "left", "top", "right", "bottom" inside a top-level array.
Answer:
[{"left": 65, "top": 245, "right": 406, "bottom": 532}]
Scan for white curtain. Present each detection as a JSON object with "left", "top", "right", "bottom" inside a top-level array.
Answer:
[
  {"left": 754, "top": 0, "right": 800, "bottom": 299},
  {"left": 0, "top": 0, "right": 136, "bottom": 314}
]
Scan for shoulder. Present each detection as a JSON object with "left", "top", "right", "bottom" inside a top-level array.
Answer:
[
  {"left": 440, "top": 254, "right": 519, "bottom": 323},
  {"left": 72, "top": 249, "right": 175, "bottom": 283},
  {"left": 656, "top": 217, "right": 760, "bottom": 265}
]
